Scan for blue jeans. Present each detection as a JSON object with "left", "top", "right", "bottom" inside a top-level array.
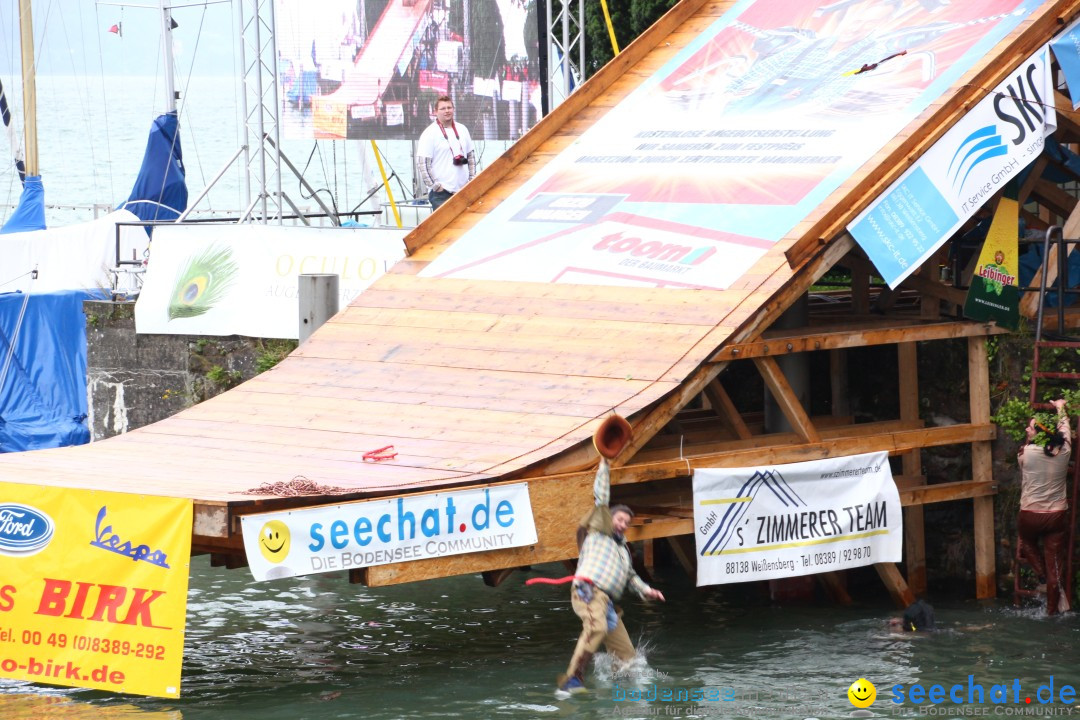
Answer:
[{"left": 428, "top": 188, "right": 454, "bottom": 211}]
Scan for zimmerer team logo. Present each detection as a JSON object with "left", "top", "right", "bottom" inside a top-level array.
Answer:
[
  {"left": 698, "top": 469, "right": 806, "bottom": 556},
  {"left": 0, "top": 503, "right": 55, "bottom": 556}
]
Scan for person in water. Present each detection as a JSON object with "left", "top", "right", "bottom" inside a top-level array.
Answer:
[
  {"left": 557, "top": 456, "right": 664, "bottom": 694},
  {"left": 888, "top": 599, "right": 935, "bottom": 632},
  {"left": 1017, "top": 398, "right": 1072, "bottom": 615}
]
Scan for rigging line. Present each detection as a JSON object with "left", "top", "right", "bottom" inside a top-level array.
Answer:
[
  {"left": 0, "top": 268, "right": 36, "bottom": 291},
  {"left": 92, "top": 1, "right": 117, "bottom": 202},
  {"left": 0, "top": 272, "right": 35, "bottom": 399}
]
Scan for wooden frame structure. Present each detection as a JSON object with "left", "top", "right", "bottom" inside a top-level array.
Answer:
[{"left": 4, "top": 0, "right": 1080, "bottom": 606}]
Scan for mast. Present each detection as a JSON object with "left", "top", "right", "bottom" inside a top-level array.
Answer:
[
  {"left": 159, "top": 0, "right": 178, "bottom": 112},
  {"left": 17, "top": 0, "right": 37, "bottom": 176}
]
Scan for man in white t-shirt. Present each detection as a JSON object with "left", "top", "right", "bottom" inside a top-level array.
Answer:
[{"left": 416, "top": 96, "right": 476, "bottom": 211}]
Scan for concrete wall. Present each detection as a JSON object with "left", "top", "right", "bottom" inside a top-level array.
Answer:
[{"left": 84, "top": 300, "right": 278, "bottom": 440}]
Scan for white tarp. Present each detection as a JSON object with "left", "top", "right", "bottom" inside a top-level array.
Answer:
[
  {"left": 135, "top": 224, "right": 407, "bottom": 338},
  {"left": 240, "top": 483, "right": 539, "bottom": 582},
  {"left": 849, "top": 46, "right": 1057, "bottom": 288},
  {"left": 2, "top": 210, "right": 145, "bottom": 293},
  {"left": 693, "top": 452, "right": 902, "bottom": 586}
]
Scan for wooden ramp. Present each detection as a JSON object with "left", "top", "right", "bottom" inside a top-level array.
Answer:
[{"left": 2, "top": 0, "right": 1078, "bottom": 592}]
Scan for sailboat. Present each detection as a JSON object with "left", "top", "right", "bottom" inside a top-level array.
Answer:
[{"left": 0, "top": 0, "right": 183, "bottom": 452}]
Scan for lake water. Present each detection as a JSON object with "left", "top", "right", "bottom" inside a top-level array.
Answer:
[{"left": 2, "top": 555, "right": 1080, "bottom": 719}]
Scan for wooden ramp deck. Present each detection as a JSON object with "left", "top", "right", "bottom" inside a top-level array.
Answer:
[{"left": 2, "top": 0, "right": 1078, "bottom": 593}]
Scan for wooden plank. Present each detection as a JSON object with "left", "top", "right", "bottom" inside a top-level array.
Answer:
[
  {"left": 968, "top": 335, "right": 996, "bottom": 598},
  {"left": 898, "top": 342, "right": 926, "bottom": 594},
  {"left": 898, "top": 480, "right": 995, "bottom": 506},
  {"left": 703, "top": 379, "right": 752, "bottom": 440},
  {"left": 754, "top": 357, "right": 820, "bottom": 443},
  {"left": 717, "top": 320, "right": 1004, "bottom": 361},
  {"left": 875, "top": 563, "right": 916, "bottom": 609}
]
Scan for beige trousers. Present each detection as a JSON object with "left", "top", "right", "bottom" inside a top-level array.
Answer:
[{"left": 564, "top": 585, "right": 635, "bottom": 680}]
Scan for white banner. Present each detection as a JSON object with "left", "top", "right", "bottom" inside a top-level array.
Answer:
[
  {"left": 240, "top": 483, "right": 539, "bottom": 582},
  {"left": 693, "top": 452, "right": 901, "bottom": 585},
  {"left": 4, "top": 210, "right": 146, "bottom": 293},
  {"left": 134, "top": 224, "right": 406, "bottom": 338},
  {"left": 849, "top": 46, "right": 1056, "bottom": 288}
]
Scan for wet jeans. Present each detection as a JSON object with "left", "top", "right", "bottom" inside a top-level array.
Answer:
[{"left": 1018, "top": 509, "right": 1069, "bottom": 614}]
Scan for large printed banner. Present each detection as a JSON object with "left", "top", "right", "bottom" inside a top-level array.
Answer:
[
  {"left": 693, "top": 452, "right": 901, "bottom": 586},
  {"left": 277, "top": 0, "right": 539, "bottom": 140},
  {"left": 964, "top": 195, "right": 1021, "bottom": 329},
  {"left": 421, "top": 0, "right": 1045, "bottom": 289},
  {"left": 135, "top": 224, "right": 406, "bottom": 338},
  {"left": 241, "top": 483, "right": 538, "bottom": 582},
  {"left": 849, "top": 46, "right": 1056, "bottom": 288},
  {"left": 0, "top": 483, "right": 192, "bottom": 698}
]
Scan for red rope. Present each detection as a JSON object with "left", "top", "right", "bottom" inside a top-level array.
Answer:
[
  {"left": 363, "top": 445, "right": 397, "bottom": 462},
  {"left": 525, "top": 575, "right": 592, "bottom": 586}
]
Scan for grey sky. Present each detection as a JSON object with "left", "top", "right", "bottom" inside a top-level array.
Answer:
[{"left": 1, "top": 0, "right": 238, "bottom": 78}]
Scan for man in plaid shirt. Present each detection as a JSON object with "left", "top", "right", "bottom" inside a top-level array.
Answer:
[{"left": 557, "top": 457, "right": 665, "bottom": 694}]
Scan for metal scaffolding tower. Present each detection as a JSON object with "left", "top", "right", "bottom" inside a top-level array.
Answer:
[{"left": 546, "top": 0, "right": 584, "bottom": 107}]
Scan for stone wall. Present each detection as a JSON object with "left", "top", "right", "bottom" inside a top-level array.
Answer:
[{"left": 84, "top": 299, "right": 293, "bottom": 440}]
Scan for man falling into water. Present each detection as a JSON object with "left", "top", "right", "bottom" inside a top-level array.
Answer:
[{"left": 557, "top": 455, "right": 665, "bottom": 694}]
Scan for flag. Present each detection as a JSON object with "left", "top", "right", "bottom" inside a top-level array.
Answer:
[{"left": 108, "top": 23, "right": 121, "bottom": 37}]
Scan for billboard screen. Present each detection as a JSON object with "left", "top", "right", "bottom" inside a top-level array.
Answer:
[{"left": 276, "top": 0, "right": 540, "bottom": 141}]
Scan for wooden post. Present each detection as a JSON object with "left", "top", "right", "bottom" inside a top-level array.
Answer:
[
  {"left": 830, "top": 349, "right": 850, "bottom": 418},
  {"left": 898, "top": 342, "right": 927, "bottom": 595},
  {"left": 969, "top": 336, "right": 996, "bottom": 598},
  {"left": 876, "top": 563, "right": 916, "bottom": 608}
]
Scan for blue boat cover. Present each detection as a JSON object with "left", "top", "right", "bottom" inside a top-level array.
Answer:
[
  {"left": 0, "top": 289, "right": 106, "bottom": 452},
  {"left": 120, "top": 112, "right": 188, "bottom": 231},
  {"left": 0, "top": 175, "right": 46, "bottom": 234}
]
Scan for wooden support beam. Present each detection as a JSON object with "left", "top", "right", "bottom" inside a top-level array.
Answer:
[
  {"left": 1031, "top": 179, "right": 1079, "bottom": 219},
  {"left": 969, "top": 336, "right": 996, "bottom": 599},
  {"left": 1018, "top": 155, "right": 1049, "bottom": 206},
  {"left": 830, "top": 349, "right": 850, "bottom": 418},
  {"left": 667, "top": 535, "right": 698, "bottom": 578},
  {"left": 816, "top": 572, "right": 852, "bottom": 606},
  {"left": 875, "top": 562, "right": 916, "bottom": 609},
  {"left": 898, "top": 480, "right": 995, "bottom": 506},
  {"left": 754, "top": 356, "right": 820, "bottom": 443},
  {"left": 482, "top": 567, "right": 518, "bottom": 587},
  {"left": 703, "top": 379, "right": 752, "bottom": 440},
  {"left": 898, "top": 342, "right": 926, "bottom": 595},
  {"left": 717, "top": 320, "right": 1004, "bottom": 362}
]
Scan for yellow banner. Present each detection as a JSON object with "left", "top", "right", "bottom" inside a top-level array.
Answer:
[{"left": 0, "top": 483, "right": 192, "bottom": 698}]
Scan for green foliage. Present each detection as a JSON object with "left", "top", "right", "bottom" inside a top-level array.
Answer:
[
  {"left": 584, "top": 0, "right": 678, "bottom": 76},
  {"left": 206, "top": 365, "right": 242, "bottom": 390},
  {"left": 255, "top": 339, "right": 298, "bottom": 374},
  {"left": 991, "top": 396, "right": 1034, "bottom": 443}
]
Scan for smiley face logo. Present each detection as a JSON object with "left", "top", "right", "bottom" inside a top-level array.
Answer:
[
  {"left": 848, "top": 678, "right": 876, "bottom": 708},
  {"left": 258, "top": 520, "right": 291, "bottom": 564}
]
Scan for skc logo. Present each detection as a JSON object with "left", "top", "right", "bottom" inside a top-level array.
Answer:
[
  {"left": 0, "top": 503, "right": 56, "bottom": 556},
  {"left": 947, "top": 125, "right": 1006, "bottom": 191}
]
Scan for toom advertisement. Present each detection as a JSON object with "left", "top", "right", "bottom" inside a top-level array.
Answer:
[
  {"left": 240, "top": 483, "right": 538, "bottom": 581},
  {"left": 0, "top": 483, "right": 192, "bottom": 698},
  {"left": 849, "top": 46, "right": 1056, "bottom": 288},
  {"left": 692, "top": 452, "right": 901, "bottom": 586},
  {"left": 421, "top": 0, "right": 1044, "bottom": 288},
  {"left": 276, "top": 0, "right": 539, "bottom": 140},
  {"left": 134, "top": 224, "right": 406, "bottom": 339}
]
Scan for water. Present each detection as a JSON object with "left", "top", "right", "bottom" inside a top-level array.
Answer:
[
  {"left": 0, "top": 75, "right": 513, "bottom": 227},
  {"left": 3, "top": 556, "right": 1080, "bottom": 719}
]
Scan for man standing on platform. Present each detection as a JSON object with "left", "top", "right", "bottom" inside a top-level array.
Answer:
[
  {"left": 417, "top": 96, "right": 476, "bottom": 212},
  {"left": 557, "top": 455, "right": 665, "bottom": 695}
]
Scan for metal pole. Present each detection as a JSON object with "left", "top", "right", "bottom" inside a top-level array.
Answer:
[
  {"left": 159, "top": 0, "right": 178, "bottom": 112},
  {"left": 17, "top": 0, "right": 37, "bottom": 176},
  {"left": 1035, "top": 226, "right": 1060, "bottom": 343},
  {"left": 298, "top": 274, "right": 340, "bottom": 344},
  {"left": 236, "top": 0, "right": 252, "bottom": 210}
]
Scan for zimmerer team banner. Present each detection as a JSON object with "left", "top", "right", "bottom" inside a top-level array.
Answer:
[
  {"left": 241, "top": 483, "right": 538, "bottom": 582},
  {"left": 0, "top": 483, "right": 192, "bottom": 698},
  {"left": 849, "top": 46, "right": 1056, "bottom": 288},
  {"left": 135, "top": 225, "right": 406, "bottom": 339},
  {"left": 692, "top": 453, "right": 901, "bottom": 586},
  {"left": 421, "top": 0, "right": 1044, "bottom": 289}
]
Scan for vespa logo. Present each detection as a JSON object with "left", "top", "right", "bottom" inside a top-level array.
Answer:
[{"left": 0, "top": 503, "right": 56, "bottom": 556}]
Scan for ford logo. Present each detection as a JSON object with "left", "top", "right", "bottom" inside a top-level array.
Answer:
[{"left": 0, "top": 504, "right": 55, "bottom": 556}]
